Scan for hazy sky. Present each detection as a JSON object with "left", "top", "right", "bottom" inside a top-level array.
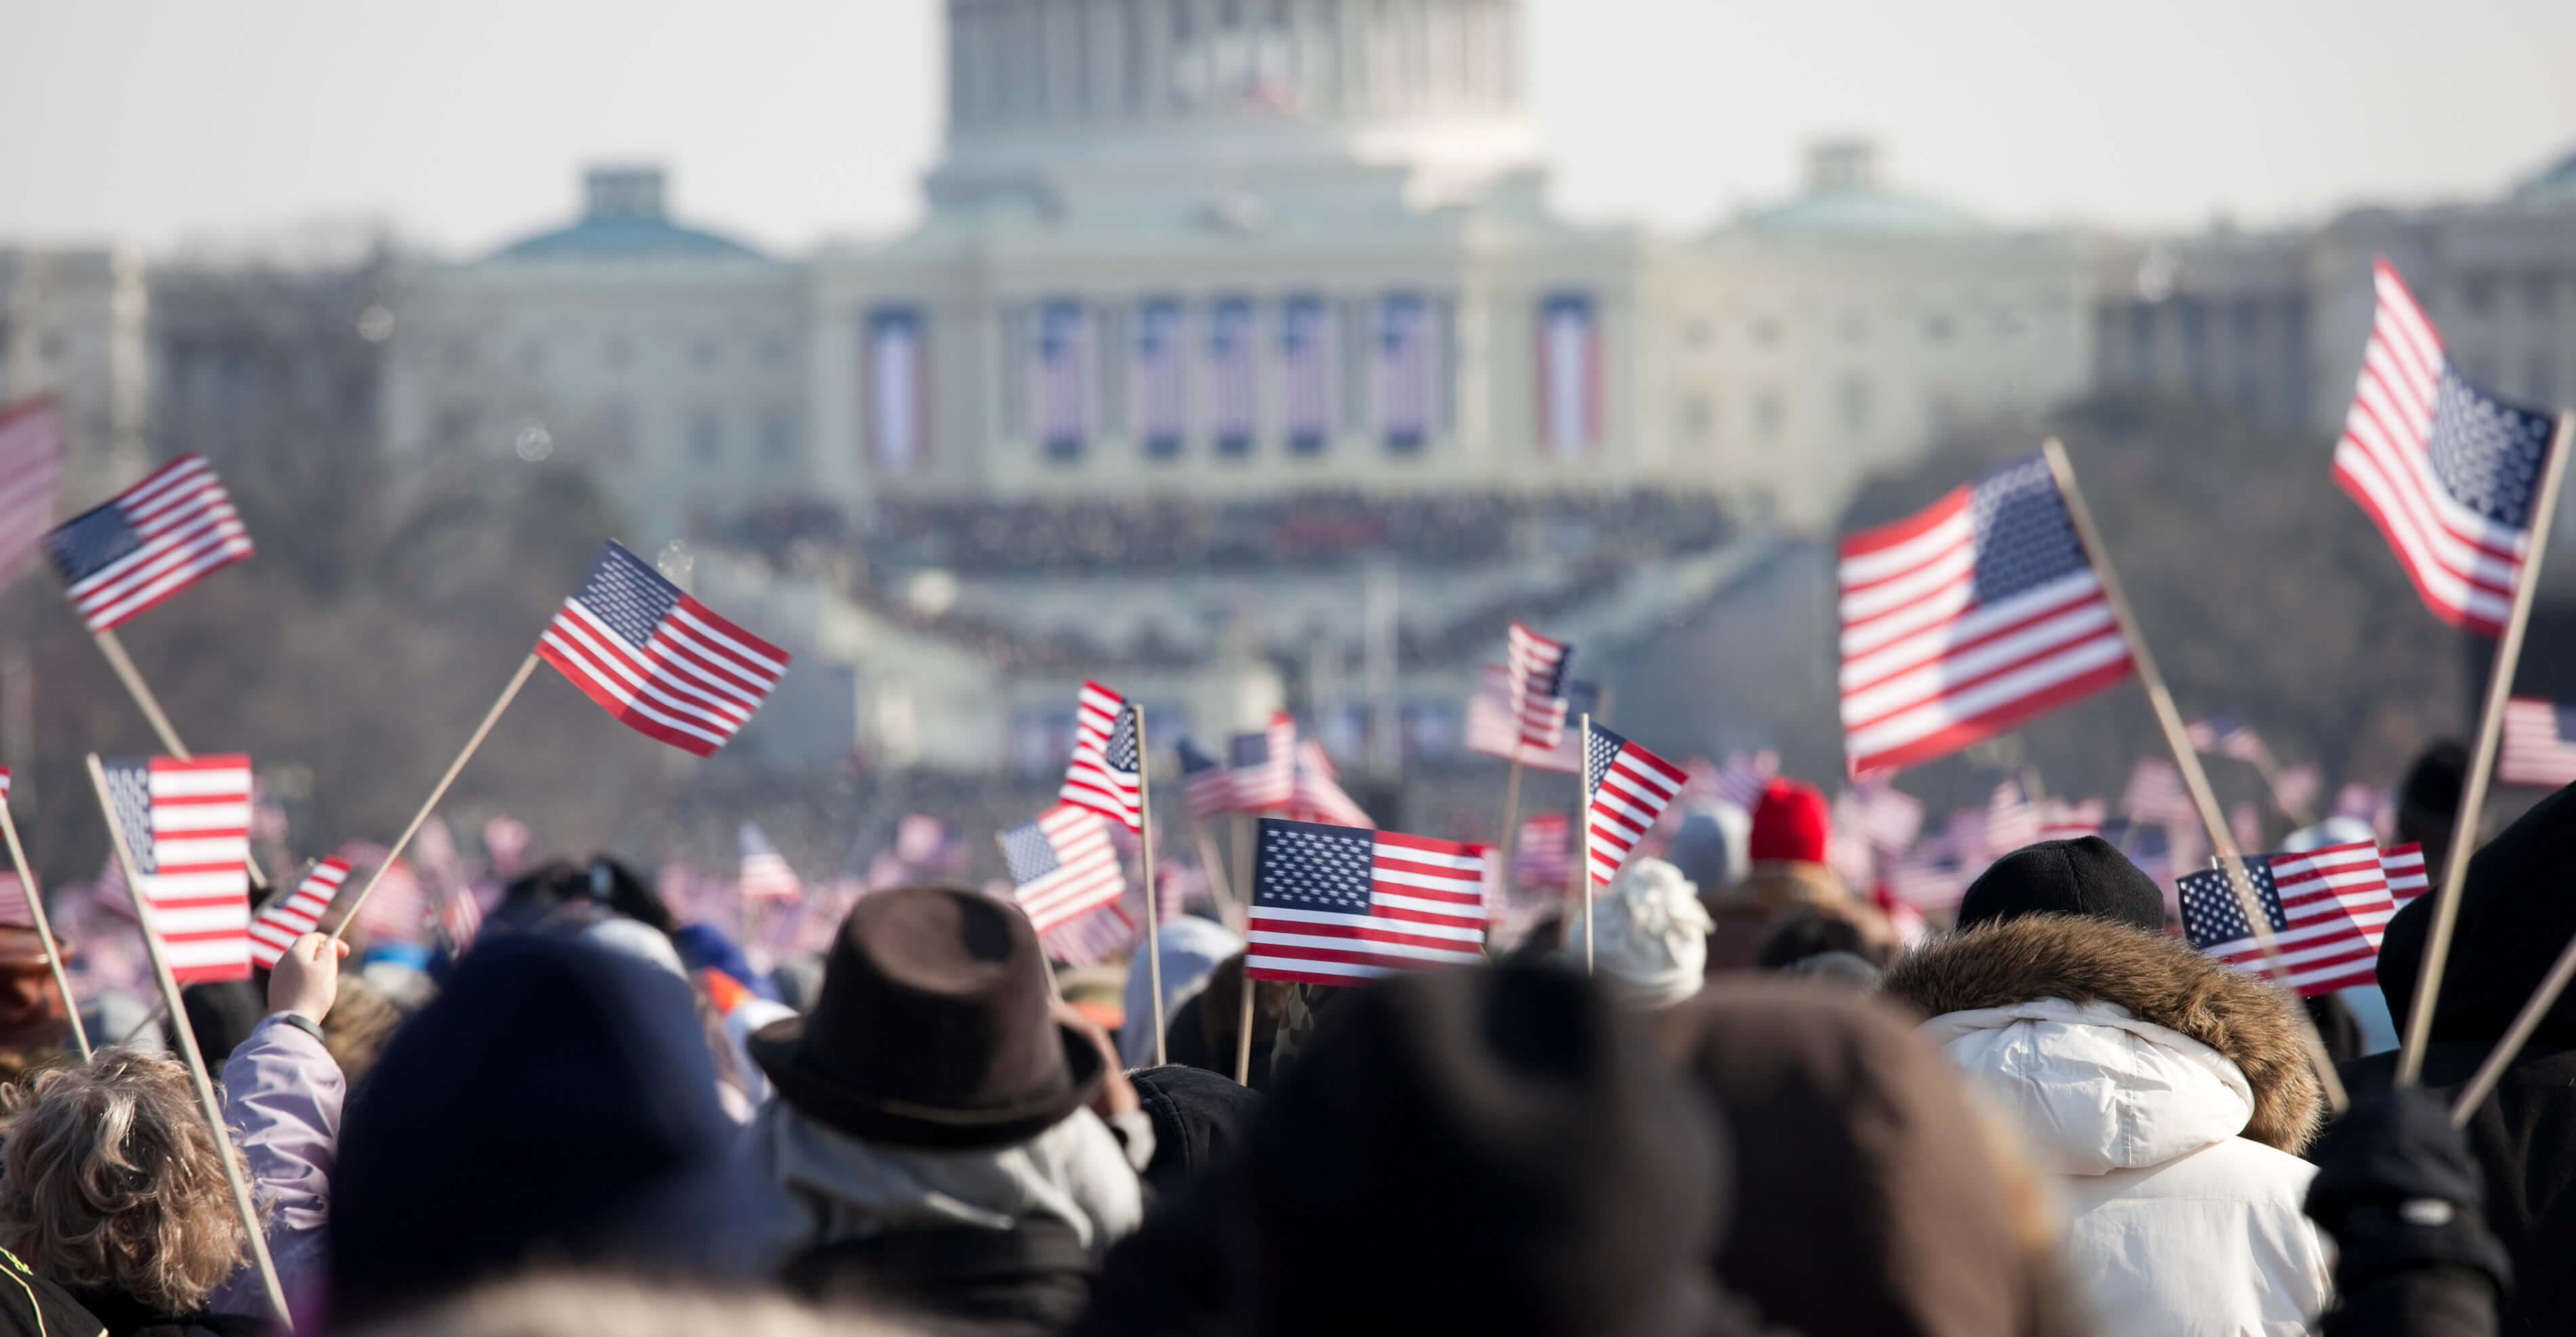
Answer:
[{"left": 4, "top": 0, "right": 2572, "bottom": 257}]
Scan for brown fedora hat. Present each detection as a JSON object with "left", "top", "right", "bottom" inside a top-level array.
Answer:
[{"left": 748, "top": 886, "right": 1102, "bottom": 1149}]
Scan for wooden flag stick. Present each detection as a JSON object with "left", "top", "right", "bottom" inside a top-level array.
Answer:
[
  {"left": 1135, "top": 711, "right": 1165, "bottom": 1068},
  {"left": 1490, "top": 751, "right": 1527, "bottom": 943},
  {"left": 1566, "top": 711, "right": 1586, "bottom": 974},
  {"left": 89, "top": 630, "right": 270, "bottom": 892},
  {"left": 2042, "top": 439, "right": 2349, "bottom": 1113},
  {"left": 83, "top": 755, "right": 291, "bottom": 1328},
  {"left": 1192, "top": 820, "right": 1241, "bottom": 934},
  {"left": 1230, "top": 814, "right": 1253, "bottom": 936},
  {"left": 1234, "top": 972, "right": 1256, "bottom": 1086},
  {"left": 0, "top": 801, "right": 89, "bottom": 1060},
  {"left": 333, "top": 653, "right": 541, "bottom": 944},
  {"left": 2398, "top": 411, "right": 2576, "bottom": 1087}
]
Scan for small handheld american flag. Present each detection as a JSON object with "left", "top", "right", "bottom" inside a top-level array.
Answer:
[
  {"left": 739, "top": 821, "right": 803, "bottom": 903},
  {"left": 101, "top": 755, "right": 255, "bottom": 984},
  {"left": 2334, "top": 258, "right": 2561, "bottom": 637},
  {"left": 537, "top": 542, "right": 791, "bottom": 757},
  {"left": 2186, "top": 713, "right": 2272, "bottom": 764},
  {"left": 1512, "top": 814, "right": 1573, "bottom": 890},
  {"left": 1582, "top": 724, "right": 1687, "bottom": 890},
  {"left": 1002, "top": 803, "right": 1127, "bottom": 936},
  {"left": 1505, "top": 621, "right": 1574, "bottom": 751},
  {"left": 0, "top": 397, "right": 61, "bottom": 587},
  {"left": 1287, "top": 740, "right": 1373, "bottom": 829},
  {"left": 1227, "top": 713, "right": 1297, "bottom": 812},
  {"left": 43, "top": 454, "right": 254, "bottom": 633},
  {"left": 1465, "top": 664, "right": 1594, "bottom": 773},
  {"left": 1060, "top": 681, "right": 1142, "bottom": 831},
  {"left": 2382, "top": 843, "right": 2428, "bottom": 911},
  {"left": 1176, "top": 736, "right": 1238, "bottom": 819},
  {"left": 1244, "top": 818, "right": 1487, "bottom": 986},
  {"left": 2176, "top": 841, "right": 2394, "bottom": 996},
  {"left": 1042, "top": 902, "right": 1138, "bottom": 969},
  {"left": 1838, "top": 453, "right": 2135, "bottom": 776},
  {"left": 250, "top": 857, "right": 350, "bottom": 970},
  {"left": 2500, "top": 698, "right": 2576, "bottom": 789}
]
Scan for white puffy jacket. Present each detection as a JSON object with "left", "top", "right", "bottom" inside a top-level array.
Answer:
[{"left": 1922, "top": 997, "right": 2332, "bottom": 1337}]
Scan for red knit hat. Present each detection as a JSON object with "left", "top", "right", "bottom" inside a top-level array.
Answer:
[{"left": 1748, "top": 778, "right": 1831, "bottom": 864}]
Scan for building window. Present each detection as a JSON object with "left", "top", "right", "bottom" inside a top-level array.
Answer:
[
  {"left": 1752, "top": 317, "right": 1783, "bottom": 348},
  {"left": 1994, "top": 308, "right": 2028, "bottom": 338},
  {"left": 2232, "top": 298, "right": 2261, "bottom": 346},
  {"left": 689, "top": 410, "right": 724, "bottom": 462},
  {"left": 759, "top": 412, "right": 798, "bottom": 461},
  {"left": 1681, "top": 395, "right": 1712, "bottom": 442},
  {"left": 2531, "top": 356, "right": 2557, "bottom": 407},
  {"left": 604, "top": 335, "right": 632, "bottom": 369},
  {"left": 2527, "top": 273, "right": 2558, "bottom": 319},
  {"left": 2461, "top": 274, "right": 2497, "bottom": 319},
  {"left": 1924, "top": 313, "right": 1954, "bottom": 343},
  {"left": 1838, "top": 312, "right": 1868, "bottom": 343},
  {"left": 1838, "top": 377, "right": 1869, "bottom": 436},
  {"left": 517, "top": 340, "right": 546, "bottom": 372},
  {"left": 691, "top": 337, "right": 721, "bottom": 368},
  {"left": 758, "top": 335, "right": 791, "bottom": 367},
  {"left": 605, "top": 403, "right": 636, "bottom": 462},
  {"left": 1683, "top": 318, "right": 1712, "bottom": 349},
  {"left": 1754, "top": 389, "right": 1784, "bottom": 441}
]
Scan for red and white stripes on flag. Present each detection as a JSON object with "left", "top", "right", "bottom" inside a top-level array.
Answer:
[
  {"left": 1287, "top": 740, "right": 1373, "bottom": 829},
  {"left": 0, "top": 769, "right": 23, "bottom": 926},
  {"left": 1582, "top": 725, "right": 1687, "bottom": 890},
  {"left": 2038, "top": 798, "right": 2107, "bottom": 841},
  {"left": 1244, "top": 819, "right": 1488, "bottom": 986},
  {"left": 1002, "top": 803, "right": 1128, "bottom": 936},
  {"left": 2333, "top": 258, "right": 2559, "bottom": 637},
  {"left": 1060, "top": 681, "right": 1143, "bottom": 831},
  {"left": 1839, "top": 454, "right": 2135, "bottom": 776},
  {"left": 101, "top": 755, "right": 254, "bottom": 984},
  {"left": 1042, "top": 902, "right": 1138, "bottom": 968},
  {"left": 43, "top": 454, "right": 254, "bottom": 633},
  {"left": 0, "top": 397, "right": 61, "bottom": 586},
  {"left": 2382, "top": 842, "right": 2428, "bottom": 911},
  {"left": 2501, "top": 698, "right": 2576, "bottom": 789},
  {"left": 1512, "top": 814, "right": 1573, "bottom": 889},
  {"left": 537, "top": 542, "right": 791, "bottom": 757},
  {"left": 739, "top": 821, "right": 803, "bottom": 903},
  {"left": 2274, "top": 841, "right": 2399, "bottom": 952},
  {"left": 2121, "top": 758, "right": 2196, "bottom": 826},
  {"left": 342, "top": 843, "right": 427, "bottom": 943},
  {"left": 1506, "top": 620, "right": 1573, "bottom": 751},
  {"left": 250, "top": 857, "right": 351, "bottom": 970}
]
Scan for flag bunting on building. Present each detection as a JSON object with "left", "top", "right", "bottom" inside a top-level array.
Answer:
[
  {"left": 101, "top": 754, "right": 254, "bottom": 984},
  {"left": 1838, "top": 453, "right": 2135, "bottom": 776},
  {"left": 1244, "top": 818, "right": 1487, "bottom": 986},
  {"left": 2500, "top": 698, "right": 2576, "bottom": 789},
  {"left": 1504, "top": 620, "right": 1573, "bottom": 751},
  {"left": 250, "top": 856, "right": 351, "bottom": 970},
  {"left": 43, "top": 454, "right": 254, "bottom": 633},
  {"left": 1002, "top": 803, "right": 1128, "bottom": 936},
  {"left": 0, "top": 397, "right": 61, "bottom": 587},
  {"left": 2177, "top": 841, "right": 2394, "bottom": 996},
  {"left": 1583, "top": 725, "right": 1687, "bottom": 890},
  {"left": 1060, "top": 681, "right": 1143, "bottom": 831},
  {"left": 739, "top": 820, "right": 803, "bottom": 903},
  {"left": 537, "top": 541, "right": 791, "bottom": 757},
  {"left": 2333, "top": 258, "right": 2558, "bottom": 637}
]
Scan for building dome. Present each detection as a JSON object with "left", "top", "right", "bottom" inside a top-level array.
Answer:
[
  {"left": 1739, "top": 140, "right": 1989, "bottom": 237},
  {"left": 493, "top": 167, "right": 765, "bottom": 262},
  {"left": 930, "top": 0, "right": 1546, "bottom": 218},
  {"left": 2516, "top": 144, "right": 2576, "bottom": 205}
]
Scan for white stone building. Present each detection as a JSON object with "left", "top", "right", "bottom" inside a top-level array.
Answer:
[{"left": 1, "top": 245, "right": 150, "bottom": 508}]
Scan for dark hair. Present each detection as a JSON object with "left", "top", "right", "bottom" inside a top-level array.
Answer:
[
  {"left": 1755, "top": 905, "right": 1876, "bottom": 970},
  {"left": 499, "top": 857, "right": 676, "bottom": 935}
]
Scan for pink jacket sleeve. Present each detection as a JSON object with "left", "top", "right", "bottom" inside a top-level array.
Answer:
[{"left": 205, "top": 1012, "right": 345, "bottom": 1319}]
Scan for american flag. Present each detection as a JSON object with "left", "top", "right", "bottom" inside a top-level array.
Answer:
[
  {"left": 1512, "top": 813, "right": 1573, "bottom": 889},
  {"left": 537, "top": 542, "right": 791, "bottom": 757},
  {"left": 42, "top": 454, "right": 254, "bottom": 633},
  {"left": 2335, "top": 258, "right": 2560, "bottom": 636},
  {"left": 1042, "top": 901, "right": 1138, "bottom": 968},
  {"left": 437, "top": 878, "right": 485, "bottom": 953},
  {"left": 739, "top": 821, "right": 803, "bottom": 902},
  {"left": 1987, "top": 778, "right": 2043, "bottom": 852},
  {"left": 1464, "top": 664, "right": 1594, "bottom": 773},
  {"left": 1838, "top": 780, "right": 1927, "bottom": 854},
  {"left": 2038, "top": 797, "right": 2106, "bottom": 841},
  {"left": 865, "top": 307, "right": 930, "bottom": 474},
  {"left": 1001, "top": 803, "right": 1127, "bottom": 936},
  {"left": 1031, "top": 301, "right": 1091, "bottom": 456},
  {"left": 1059, "top": 682, "right": 1143, "bottom": 831},
  {"left": 2187, "top": 713, "right": 2272, "bottom": 763},
  {"left": 250, "top": 857, "right": 350, "bottom": 970},
  {"left": 1537, "top": 294, "right": 1603, "bottom": 458},
  {"left": 1838, "top": 453, "right": 2135, "bottom": 776},
  {"left": 1379, "top": 294, "right": 1434, "bottom": 449},
  {"left": 412, "top": 817, "right": 484, "bottom": 953},
  {"left": 1281, "top": 296, "right": 1333, "bottom": 452},
  {"left": 1228, "top": 713, "right": 1297, "bottom": 812},
  {"left": 2500, "top": 698, "right": 2576, "bottom": 788},
  {"left": 2274, "top": 763, "right": 2324, "bottom": 822},
  {"left": 2177, "top": 842, "right": 2392, "bottom": 997},
  {"left": 100, "top": 755, "right": 254, "bottom": 984},
  {"left": 1133, "top": 299, "right": 1187, "bottom": 455},
  {"left": 342, "top": 842, "right": 427, "bottom": 943},
  {"left": 1710, "top": 749, "right": 1781, "bottom": 810},
  {"left": 1209, "top": 298, "right": 1259, "bottom": 452},
  {"left": 1245, "top": 818, "right": 1487, "bottom": 986},
  {"left": 1583, "top": 725, "right": 1687, "bottom": 890},
  {"left": 1288, "top": 740, "right": 1373, "bottom": 829},
  {"left": 1506, "top": 621, "right": 1574, "bottom": 751},
  {"left": 1885, "top": 845, "right": 1971, "bottom": 911},
  {"left": 0, "top": 397, "right": 60, "bottom": 586},
  {"left": 2382, "top": 842, "right": 2428, "bottom": 911},
  {"left": 2121, "top": 758, "right": 2196, "bottom": 825},
  {"left": 1177, "top": 736, "right": 1238, "bottom": 819}
]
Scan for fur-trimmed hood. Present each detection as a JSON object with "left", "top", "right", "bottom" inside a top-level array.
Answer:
[{"left": 1881, "top": 914, "right": 2321, "bottom": 1156}]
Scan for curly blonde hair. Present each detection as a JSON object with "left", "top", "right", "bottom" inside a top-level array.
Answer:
[{"left": 0, "top": 1046, "right": 251, "bottom": 1314}]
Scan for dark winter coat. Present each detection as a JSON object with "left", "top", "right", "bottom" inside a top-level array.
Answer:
[{"left": 2341, "top": 779, "right": 2576, "bottom": 1337}]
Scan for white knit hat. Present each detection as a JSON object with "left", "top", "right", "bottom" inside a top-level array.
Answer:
[{"left": 1571, "top": 857, "right": 1712, "bottom": 1008}]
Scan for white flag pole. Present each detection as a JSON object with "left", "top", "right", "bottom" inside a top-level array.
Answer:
[
  {"left": 2400, "top": 410, "right": 2576, "bottom": 1089},
  {"left": 83, "top": 755, "right": 291, "bottom": 1327}
]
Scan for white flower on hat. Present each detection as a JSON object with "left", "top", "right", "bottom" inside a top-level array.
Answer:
[{"left": 1571, "top": 857, "right": 1712, "bottom": 1009}]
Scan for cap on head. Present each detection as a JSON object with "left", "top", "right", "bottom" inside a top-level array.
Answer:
[
  {"left": 1748, "top": 779, "right": 1830, "bottom": 865},
  {"left": 1954, "top": 835, "right": 2165, "bottom": 936}
]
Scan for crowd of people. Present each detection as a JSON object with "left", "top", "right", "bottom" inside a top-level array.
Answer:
[{"left": 0, "top": 759, "right": 2563, "bottom": 1337}]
